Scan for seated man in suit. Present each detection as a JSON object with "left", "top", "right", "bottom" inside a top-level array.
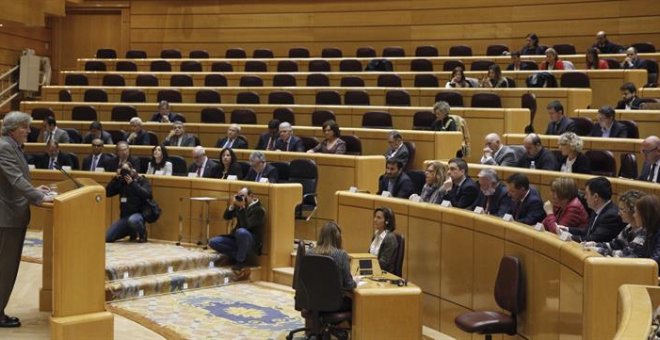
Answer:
[
  {"left": 215, "top": 124, "right": 248, "bottom": 149},
  {"left": 244, "top": 151, "right": 279, "bottom": 183},
  {"left": 545, "top": 100, "right": 576, "bottom": 135},
  {"left": 616, "top": 82, "right": 643, "bottom": 110},
  {"left": 39, "top": 116, "right": 70, "bottom": 144},
  {"left": 517, "top": 133, "right": 559, "bottom": 171},
  {"left": 37, "top": 140, "right": 73, "bottom": 170},
  {"left": 107, "top": 141, "right": 141, "bottom": 173},
  {"left": 82, "top": 121, "right": 113, "bottom": 145},
  {"left": 377, "top": 159, "right": 414, "bottom": 199},
  {"left": 505, "top": 173, "right": 545, "bottom": 225},
  {"left": 384, "top": 130, "right": 410, "bottom": 170},
  {"left": 256, "top": 119, "right": 280, "bottom": 151},
  {"left": 562, "top": 177, "right": 625, "bottom": 242},
  {"left": 150, "top": 100, "right": 184, "bottom": 123},
  {"left": 275, "top": 122, "right": 304, "bottom": 152},
  {"left": 126, "top": 117, "right": 151, "bottom": 145},
  {"left": 481, "top": 133, "right": 518, "bottom": 167},
  {"left": 506, "top": 51, "right": 532, "bottom": 71},
  {"left": 474, "top": 168, "right": 512, "bottom": 217},
  {"left": 639, "top": 135, "right": 659, "bottom": 183},
  {"left": 163, "top": 121, "right": 197, "bottom": 147},
  {"left": 208, "top": 186, "right": 266, "bottom": 272},
  {"left": 439, "top": 158, "right": 479, "bottom": 209},
  {"left": 621, "top": 47, "right": 643, "bottom": 69},
  {"left": 590, "top": 105, "right": 628, "bottom": 138},
  {"left": 593, "top": 31, "right": 624, "bottom": 54},
  {"left": 82, "top": 138, "right": 113, "bottom": 172},
  {"left": 188, "top": 146, "right": 220, "bottom": 178}
]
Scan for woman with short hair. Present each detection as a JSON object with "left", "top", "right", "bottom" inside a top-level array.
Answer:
[
  {"left": 558, "top": 132, "right": 591, "bottom": 174},
  {"left": 540, "top": 48, "right": 565, "bottom": 70},
  {"left": 542, "top": 177, "right": 589, "bottom": 233},
  {"left": 369, "top": 207, "right": 399, "bottom": 274},
  {"left": 308, "top": 120, "right": 346, "bottom": 154},
  {"left": 430, "top": 101, "right": 457, "bottom": 132}
]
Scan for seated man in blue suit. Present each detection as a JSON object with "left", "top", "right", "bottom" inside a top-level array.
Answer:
[
  {"left": 377, "top": 159, "right": 414, "bottom": 199},
  {"left": 439, "top": 158, "right": 479, "bottom": 210},
  {"left": 505, "top": 173, "right": 545, "bottom": 225},
  {"left": 474, "top": 168, "right": 512, "bottom": 217},
  {"left": 274, "top": 122, "right": 305, "bottom": 152},
  {"left": 590, "top": 106, "right": 628, "bottom": 138}
]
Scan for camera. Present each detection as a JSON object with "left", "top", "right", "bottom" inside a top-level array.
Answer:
[
  {"left": 120, "top": 168, "right": 131, "bottom": 178},
  {"left": 234, "top": 195, "right": 244, "bottom": 202}
]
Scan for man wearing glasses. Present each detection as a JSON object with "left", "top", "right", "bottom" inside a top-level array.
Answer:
[
  {"left": 82, "top": 138, "right": 113, "bottom": 172},
  {"left": 589, "top": 106, "right": 628, "bottom": 138},
  {"left": 640, "top": 135, "right": 660, "bottom": 183}
]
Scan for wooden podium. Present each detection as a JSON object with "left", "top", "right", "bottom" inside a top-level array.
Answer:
[{"left": 37, "top": 178, "right": 113, "bottom": 340}]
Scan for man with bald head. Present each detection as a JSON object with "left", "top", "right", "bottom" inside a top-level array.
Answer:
[
  {"left": 517, "top": 133, "right": 559, "bottom": 171},
  {"left": 480, "top": 133, "right": 517, "bottom": 167},
  {"left": 621, "top": 47, "right": 643, "bottom": 69},
  {"left": 592, "top": 31, "right": 623, "bottom": 54},
  {"left": 188, "top": 146, "right": 220, "bottom": 178},
  {"left": 640, "top": 135, "right": 660, "bottom": 183}
]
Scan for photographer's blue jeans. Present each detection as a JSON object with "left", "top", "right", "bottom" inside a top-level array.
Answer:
[
  {"left": 106, "top": 213, "right": 144, "bottom": 242},
  {"left": 208, "top": 228, "right": 254, "bottom": 263}
]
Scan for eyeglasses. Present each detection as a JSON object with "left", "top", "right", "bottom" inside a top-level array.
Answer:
[{"left": 643, "top": 147, "right": 658, "bottom": 155}]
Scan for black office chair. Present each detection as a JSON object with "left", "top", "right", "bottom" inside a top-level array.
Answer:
[
  {"left": 406, "top": 170, "right": 425, "bottom": 196},
  {"left": 290, "top": 159, "right": 318, "bottom": 221},
  {"left": 169, "top": 155, "right": 188, "bottom": 176},
  {"left": 270, "top": 161, "right": 290, "bottom": 183},
  {"left": 201, "top": 107, "right": 225, "bottom": 123},
  {"left": 412, "top": 110, "right": 435, "bottom": 130},
  {"left": 586, "top": 150, "right": 616, "bottom": 177},
  {"left": 618, "top": 153, "right": 638, "bottom": 179},
  {"left": 342, "top": 135, "right": 362, "bottom": 155},
  {"left": 455, "top": 256, "right": 524, "bottom": 340},
  {"left": 62, "top": 128, "right": 82, "bottom": 144},
  {"left": 392, "top": 233, "right": 405, "bottom": 278},
  {"left": 402, "top": 141, "right": 416, "bottom": 171}
]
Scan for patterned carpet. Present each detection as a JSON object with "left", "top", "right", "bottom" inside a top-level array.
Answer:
[
  {"left": 21, "top": 230, "right": 43, "bottom": 263},
  {"left": 108, "top": 283, "right": 304, "bottom": 340}
]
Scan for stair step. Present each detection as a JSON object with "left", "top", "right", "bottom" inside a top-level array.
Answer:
[
  {"left": 105, "top": 266, "right": 258, "bottom": 301},
  {"left": 272, "top": 267, "right": 294, "bottom": 287}
]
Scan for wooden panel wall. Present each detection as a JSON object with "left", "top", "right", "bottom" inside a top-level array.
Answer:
[
  {"left": 125, "top": 0, "right": 660, "bottom": 57},
  {"left": 0, "top": 19, "right": 51, "bottom": 72}
]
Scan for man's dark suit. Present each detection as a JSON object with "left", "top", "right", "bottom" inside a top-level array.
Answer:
[
  {"left": 517, "top": 147, "right": 560, "bottom": 171},
  {"left": 474, "top": 183, "right": 513, "bottom": 217},
  {"left": 506, "top": 63, "right": 532, "bottom": 71},
  {"left": 188, "top": 159, "right": 221, "bottom": 178},
  {"left": 245, "top": 163, "right": 279, "bottom": 183},
  {"left": 593, "top": 42, "right": 623, "bottom": 54},
  {"left": 0, "top": 135, "right": 45, "bottom": 321},
  {"left": 215, "top": 137, "right": 248, "bottom": 149},
  {"left": 589, "top": 121, "right": 628, "bottom": 138},
  {"left": 384, "top": 143, "right": 410, "bottom": 170},
  {"left": 570, "top": 201, "right": 625, "bottom": 242},
  {"left": 509, "top": 188, "right": 546, "bottom": 225},
  {"left": 107, "top": 155, "right": 141, "bottom": 173},
  {"left": 82, "top": 131, "right": 113, "bottom": 145},
  {"left": 149, "top": 112, "right": 185, "bottom": 123},
  {"left": 621, "top": 59, "right": 643, "bottom": 69},
  {"left": 275, "top": 136, "right": 305, "bottom": 152},
  {"left": 545, "top": 116, "right": 576, "bottom": 135},
  {"left": 128, "top": 130, "right": 151, "bottom": 146},
  {"left": 256, "top": 133, "right": 278, "bottom": 150},
  {"left": 615, "top": 97, "right": 643, "bottom": 110},
  {"left": 377, "top": 172, "right": 415, "bottom": 199},
  {"left": 639, "top": 161, "right": 659, "bottom": 183},
  {"left": 37, "top": 152, "right": 74, "bottom": 170},
  {"left": 164, "top": 133, "right": 197, "bottom": 147},
  {"left": 443, "top": 176, "right": 479, "bottom": 210},
  {"left": 82, "top": 153, "right": 115, "bottom": 171}
]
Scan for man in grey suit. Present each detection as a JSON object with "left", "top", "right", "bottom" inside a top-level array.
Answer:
[
  {"left": 480, "top": 133, "right": 518, "bottom": 167},
  {"left": 384, "top": 130, "right": 410, "bottom": 170},
  {"left": 163, "top": 121, "right": 197, "bottom": 147},
  {"left": 0, "top": 111, "right": 54, "bottom": 328},
  {"left": 544, "top": 100, "right": 576, "bottom": 136},
  {"left": 39, "top": 116, "right": 70, "bottom": 144}
]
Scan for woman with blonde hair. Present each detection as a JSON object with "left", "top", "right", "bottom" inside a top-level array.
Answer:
[
  {"left": 416, "top": 161, "right": 448, "bottom": 204},
  {"left": 542, "top": 177, "right": 589, "bottom": 233},
  {"left": 558, "top": 132, "right": 591, "bottom": 174}
]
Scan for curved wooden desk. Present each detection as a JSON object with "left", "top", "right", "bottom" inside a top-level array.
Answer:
[
  {"left": 614, "top": 284, "right": 658, "bottom": 339},
  {"left": 334, "top": 191, "right": 657, "bottom": 339}
]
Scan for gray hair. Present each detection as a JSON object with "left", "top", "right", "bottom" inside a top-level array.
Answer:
[
  {"left": 1, "top": 111, "right": 32, "bottom": 136},
  {"left": 129, "top": 117, "right": 143, "bottom": 126},
  {"left": 433, "top": 101, "right": 451, "bottom": 115},
  {"left": 278, "top": 122, "right": 292, "bottom": 131},
  {"left": 229, "top": 123, "right": 241, "bottom": 132},
  {"left": 249, "top": 151, "right": 266, "bottom": 162},
  {"left": 477, "top": 168, "right": 499, "bottom": 183},
  {"left": 558, "top": 132, "right": 583, "bottom": 152},
  {"left": 192, "top": 145, "right": 206, "bottom": 157}
]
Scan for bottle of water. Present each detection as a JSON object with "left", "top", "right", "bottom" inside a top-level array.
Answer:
[{"left": 530, "top": 161, "right": 536, "bottom": 169}]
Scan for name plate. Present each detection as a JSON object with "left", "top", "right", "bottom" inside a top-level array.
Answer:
[
  {"left": 502, "top": 214, "right": 513, "bottom": 222},
  {"left": 473, "top": 206, "right": 484, "bottom": 214},
  {"left": 440, "top": 200, "right": 452, "bottom": 208}
]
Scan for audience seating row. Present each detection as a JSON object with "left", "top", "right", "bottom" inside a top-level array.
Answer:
[
  {"left": 94, "top": 43, "right": 657, "bottom": 60},
  {"left": 573, "top": 109, "right": 659, "bottom": 141},
  {"left": 60, "top": 69, "right": 645, "bottom": 108}
]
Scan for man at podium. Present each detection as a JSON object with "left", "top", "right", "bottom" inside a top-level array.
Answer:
[{"left": 0, "top": 111, "right": 54, "bottom": 328}]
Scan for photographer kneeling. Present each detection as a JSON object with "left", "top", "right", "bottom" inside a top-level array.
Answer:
[
  {"left": 106, "top": 162, "right": 153, "bottom": 243},
  {"left": 209, "top": 187, "right": 265, "bottom": 272}
]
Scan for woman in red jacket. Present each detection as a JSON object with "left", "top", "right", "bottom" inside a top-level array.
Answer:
[
  {"left": 542, "top": 177, "right": 589, "bottom": 233},
  {"left": 586, "top": 47, "right": 609, "bottom": 69},
  {"left": 540, "top": 48, "right": 565, "bottom": 70}
]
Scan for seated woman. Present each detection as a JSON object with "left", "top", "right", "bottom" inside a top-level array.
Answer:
[
  {"left": 558, "top": 132, "right": 591, "bottom": 174},
  {"left": 479, "top": 64, "right": 509, "bottom": 88},
  {"left": 307, "top": 222, "right": 356, "bottom": 310},
  {"left": 542, "top": 177, "right": 589, "bottom": 233},
  {"left": 307, "top": 120, "right": 346, "bottom": 154},
  {"left": 583, "top": 190, "right": 646, "bottom": 257},
  {"left": 369, "top": 207, "right": 399, "bottom": 274},
  {"left": 430, "top": 101, "right": 457, "bottom": 131},
  {"left": 637, "top": 194, "right": 660, "bottom": 271},
  {"left": 146, "top": 144, "right": 173, "bottom": 176},
  {"left": 412, "top": 161, "right": 448, "bottom": 204},
  {"left": 585, "top": 47, "right": 609, "bottom": 69},
  {"left": 445, "top": 66, "right": 473, "bottom": 88},
  {"left": 218, "top": 147, "right": 243, "bottom": 180},
  {"left": 539, "top": 48, "right": 565, "bottom": 70}
]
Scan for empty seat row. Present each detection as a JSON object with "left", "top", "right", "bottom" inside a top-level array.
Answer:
[{"left": 95, "top": 41, "right": 657, "bottom": 60}]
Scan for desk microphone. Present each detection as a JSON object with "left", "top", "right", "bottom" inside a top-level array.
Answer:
[{"left": 53, "top": 162, "right": 83, "bottom": 189}]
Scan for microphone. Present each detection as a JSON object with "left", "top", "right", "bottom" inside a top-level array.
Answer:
[{"left": 53, "top": 161, "right": 83, "bottom": 189}]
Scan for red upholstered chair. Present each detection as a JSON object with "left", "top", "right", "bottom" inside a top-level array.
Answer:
[{"left": 455, "top": 256, "right": 524, "bottom": 340}]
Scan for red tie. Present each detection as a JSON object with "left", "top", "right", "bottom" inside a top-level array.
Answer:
[{"left": 196, "top": 166, "right": 202, "bottom": 177}]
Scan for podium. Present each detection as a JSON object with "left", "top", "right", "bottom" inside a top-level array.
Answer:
[{"left": 37, "top": 178, "right": 113, "bottom": 340}]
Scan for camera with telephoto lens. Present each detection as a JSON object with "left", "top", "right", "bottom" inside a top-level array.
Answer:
[
  {"left": 120, "top": 168, "right": 131, "bottom": 178},
  {"left": 234, "top": 195, "right": 244, "bottom": 202}
]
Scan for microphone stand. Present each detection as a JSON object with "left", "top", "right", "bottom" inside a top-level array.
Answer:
[{"left": 53, "top": 162, "right": 83, "bottom": 189}]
